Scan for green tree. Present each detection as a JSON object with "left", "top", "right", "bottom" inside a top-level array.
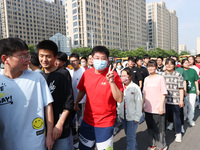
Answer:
[
  {"left": 180, "top": 51, "right": 190, "bottom": 56},
  {"left": 28, "top": 45, "right": 36, "bottom": 53},
  {"left": 71, "top": 47, "right": 92, "bottom": 57}
]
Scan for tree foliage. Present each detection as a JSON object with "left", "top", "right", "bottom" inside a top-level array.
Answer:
[
  {"left": 71, "top": 47, "right": 92, "bottom": 57},
  {"left": 28, "top": 45, "right": 36, "bottom": 53},
  {"left": 70, "top": 47, "right": 181, "bottom": 58},
  {"left": 179, "top": 51, "right": 190, "bottom": 56}
]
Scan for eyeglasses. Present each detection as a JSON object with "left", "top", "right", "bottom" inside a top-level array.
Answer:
[
  {"left": 70, "top": 60, "right": 78, "bottom": 63},
  {"left": 11, "top": 54, "right": 30, "bottom": 61}
]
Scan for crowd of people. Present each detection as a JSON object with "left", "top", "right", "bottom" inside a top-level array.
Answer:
[{"left": 0, "top": 37, "right": 200, "bottom": 150}]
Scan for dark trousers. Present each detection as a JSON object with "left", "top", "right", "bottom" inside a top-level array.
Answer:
[
  {"left": 166, "top": 104, "right": 181, "bottom": 133},
  {"left": 145, "top": 112, "right": 166, "bottom": 149}
]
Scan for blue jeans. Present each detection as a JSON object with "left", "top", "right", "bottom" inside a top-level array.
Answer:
[
  {"left": 52, "top": 129, "right": 73, "bottom": 150},
  {"left": 121, "top": 115, "right": 138, "bottom": 150}
]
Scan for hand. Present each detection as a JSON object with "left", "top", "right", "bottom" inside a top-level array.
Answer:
[
  {"left": 142, "top": 105, "right": 144, "bottom": 113},
  {"left": 179, "top": 100, "right": 184, "bottom": 108},
  {"left": 74, "top": 103, "right": 80, "bottom": 111},
  {"left": 197, "top": 90, "right": 199, "bottom": 95},
  {"left": 158, "top": 106, "right": 164, "bottom": 115},
  {"left": 46, "top": 134, "right": 54, "bottom": 150},
  {"left": 106, "top": 65, "right": 115, "bottom": 83},
  {"left": 53, "top": 123, "right": 63, "bottom": 140},
  {"left": 134, "top": 121, "right": 138, "bottom": 124},
  {"left": 184, "top": 91, "right": 188, "bottom": 97}
]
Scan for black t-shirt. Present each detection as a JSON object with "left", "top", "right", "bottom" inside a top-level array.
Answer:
[
  {"left": 125, "top": 67, "right": 143, "bottom": 85},
  {"left": 42, "top": 68, "right": 74, "bottom": 139},
  {"left": 157, "top": 65, "right": 164, "bottom": 73},
  {"left": 138, "top": 66, "right": 149, "bottom": 90}
]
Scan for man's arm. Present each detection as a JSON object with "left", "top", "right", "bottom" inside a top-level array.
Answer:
[
  {"left": 110, "top": 82, "right": 123, "bottom": 103},
  {"left": 195, "top": 81, "right": 199, "bottom": 95},
  {"left": 179, "top": 88, "right": 184, "bottom": 108},
  {"left": 74, "top": 91, "right": 86, "bottom": 111},
  {"left": 45, "top": 103, "right": 54, "bottom": 150},
  {"left": 139, "top": 80, "right": 142, "bottom": 89},
  {"left": 52, "top": 110, "right": 70, "bottom": 140}
]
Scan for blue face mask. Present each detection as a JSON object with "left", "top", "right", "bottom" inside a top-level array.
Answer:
[{"left": 93, "top": 60, "right": 108, "bottom": 71}]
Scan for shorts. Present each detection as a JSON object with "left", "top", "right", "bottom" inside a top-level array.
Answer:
[{"left": 79, "top": 120, "right": 114, "bottom": 150}]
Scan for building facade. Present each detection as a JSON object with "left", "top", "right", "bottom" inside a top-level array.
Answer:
[
  {"left": 0, "top": 0, "right": 66, "bottom": 45},
  {"left": 146, "top": 1, "right": 178, "bottom": 51},
  {"left": 0, "top": 2, "right": 2, "bottom": 39},
  {"left": 179, "top": 44, "right": 187, "bottom": 54},
  {"left": 65, "top": 0, "right": 147, "bottom": 50}
]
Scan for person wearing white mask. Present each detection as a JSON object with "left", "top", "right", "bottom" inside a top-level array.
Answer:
[
  {"left": 118, "top": 68, "right": 142, "bottom": 150},
  {"left": 74, "top": 46, "right": 123, "bottom": 150},
  {"left": 81, "top": 56, "right": 89, "bottom": 70},
  {"left": 115, "top": 62, "right": 123, "bottom": 76}
]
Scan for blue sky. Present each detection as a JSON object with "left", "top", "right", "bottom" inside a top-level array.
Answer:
[{"left": 146, "top": 0, "right": 200, "bottom": 51}]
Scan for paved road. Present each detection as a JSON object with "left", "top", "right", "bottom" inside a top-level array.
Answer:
[{"left": 114, "top": 108, "right": 200, "bottom": 150}]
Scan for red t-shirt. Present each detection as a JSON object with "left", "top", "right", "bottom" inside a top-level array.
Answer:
[
  {"left": 77, "top": 67, "right": 123, "bottom": 127},
  {"left": 195, "top": 63, "right": 200, "bottom": 83}
]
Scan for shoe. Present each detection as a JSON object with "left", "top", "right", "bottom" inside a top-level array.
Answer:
[
  {"left": 74, "top": 142, "right": 79, "bottom": 149},
  {"left": 147, "top": 146, "right": 156, "bottom": 150},
  {"left": 167, "top": 123, "right": 173, "bottom": 130},
  {"left": 161, "top": 146, "right": 168, "bottom": 150},
  {"left": 188, "top": 120, "right": 195, "bottom": 127},
  {"left": 175, "top": 133, "right": 182, "bottom": 142},
  {"left": 181, "top": 125, "right": 185, "bottom": 133},
  {"left": 184, "top": 116, "right": 187, "bottom": 121},
  {"left": 199, "top": 105, "right": 200, "bottom": 110}
]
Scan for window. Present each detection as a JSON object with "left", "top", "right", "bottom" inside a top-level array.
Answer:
[
  {"left": 74, "top": 28, "right": 78, "bottom": 33},
  {"left": 73, "top": 22, "right": 78, "bottom": 26},
  {"left": 74, "top": 34, "right": 78, "bottom": 39},
  {"left": 73, "top": 15, "right": 77, "bottom": 20},
  {"left": 74, "top": 41, "right": 78, "bottom": 45},
  {"left": 73, "top": 9, "right": 77, "bottom": 14},
  {"left": 72, "top": 3, "right": 76, "bottom": 8}
]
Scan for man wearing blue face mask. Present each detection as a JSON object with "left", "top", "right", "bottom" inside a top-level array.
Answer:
[{"left": 74, "top": 46, "right": 124, "bottom": 150}]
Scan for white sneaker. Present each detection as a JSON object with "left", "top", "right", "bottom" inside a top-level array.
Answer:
[
  {"left": 184, "top": 116, "right": 187, "bottom": 121},
  {"left": 181, "top": 125, "right": 185, "bottom": 133},
  {"left": 188, "top": 120, "right": 195, "bottom": 127},
  {"left": 167, "top": 123, "right": 173, "bottom": 130},
  {"left": 175, "top": 133, "right": 182, "bottom": 142}
]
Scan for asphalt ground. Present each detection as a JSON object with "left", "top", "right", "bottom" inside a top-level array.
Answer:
[{"left": 114, "top": 107, "right": 200, "bottom": 150}]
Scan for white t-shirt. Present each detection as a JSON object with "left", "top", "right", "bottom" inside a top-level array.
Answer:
[
  {"left": 0, "top": 69, "right": 53, "bottom": 150},
  {"left": 190, "top": 65, "right": 199, "bottom": 76},
  {"left": 70, "top": 67, "right": 86, "bottom": 103}
]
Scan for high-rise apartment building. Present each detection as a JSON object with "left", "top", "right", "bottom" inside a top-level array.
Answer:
[
  {"left": 197, "top": 37, "right": 200, "bottom": 54},
  {"left": 146, "top": 1, "right": 178, "bottom": 51},
  {"left": 0, "top": 2, "right": 2, "bottom": 39},
  {"left": 0, "top": 0, "right": 66, "bottom": 45},
  {"left": 66, "top": 0, "right": 147, "bottom": 50}
]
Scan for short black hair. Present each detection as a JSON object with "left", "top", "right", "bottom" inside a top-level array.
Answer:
[
  {"left": 196, "top": 54, "right": 200, "bottom": 58},
  {"left": 143, "top": 54, "right": 151, "bottom": 59},
  {"left": 69, "top": 53, "right": 79, "bottom": 60},
  {"left": 81, "top": 56, "right": 87, "bottom": 62},
  {"left": 157, "top": 56, "right": 163, "bottom": 61},
  {"left": 87, "top": 52, "right": 92, "bottom": 57},
  {"left": 165, "top": 58, "right": 175, "bottom": 70},
  {"left": 91, "top": 46, "right": 109, "bottom": 58},
  {"left": 128, "top": 56, "right": 135, "bottom": 62},
  {"left": 181, "top": 58, "right": 188, "bottom": 66},
  {"left": 36, "top": 40, "right": 58, "bottom": 56},
  {"left": 135, "top": 57, "right": 143, "bottom": 63},
  {"left": 147, "top": 60, "right": 157, "bottom": 68},
  {"left": 121, "top": 67, "right": 133, "bottom": 77},
  {"left": 57, "top": 52, "right": 68, "bottom": 62},
  {"left": 30, "top": 52, "right": 40, "bottom": 67},
  {"left": 0, "top": 38, "right": 28, "bottom": 57}
]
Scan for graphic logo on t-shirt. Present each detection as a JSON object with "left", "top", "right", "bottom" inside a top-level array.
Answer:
[
  {"left": 32, "top": 117, "right": 44, "bottom": 130},
  {"left": 49, "top": 80, "right": 56, "bottom": 93},
  {"left": 0, "top": 83, "right": 13, "bottom": 106}
]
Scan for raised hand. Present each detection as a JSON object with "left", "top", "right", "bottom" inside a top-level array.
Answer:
[{"left": 106, "top": 65, "right": 115, "bottom": 83}]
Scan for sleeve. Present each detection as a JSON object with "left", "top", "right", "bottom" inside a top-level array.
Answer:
[
  {"left": 77, "top": 72, "right": 86, "bottom": 92},
  {"left": 194, "top": 69, "right": 199, "bottom": 81},
  {"left": 143, "top": 68, "right": 149, "bottom": 78},
  {"left": 142, "top": 78, "right": 146, "bottom": 94},
  {"left": 160, "top": 76, "right": 168, "bottom": 95},
  {"left": 63, "top": 70, "right": 74, "bottom": 111},
  {"left": 114, "top": 72, "right": 124, "bottom": 92},
  {"left": 40, "top": 75, "right": 54, "bottom": 107},
  {"left": 134, "top": 86, "right": 143, "bottom": 122},
  {"left": 177, "top": 73, "right": 184, "bottom": 89}
]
